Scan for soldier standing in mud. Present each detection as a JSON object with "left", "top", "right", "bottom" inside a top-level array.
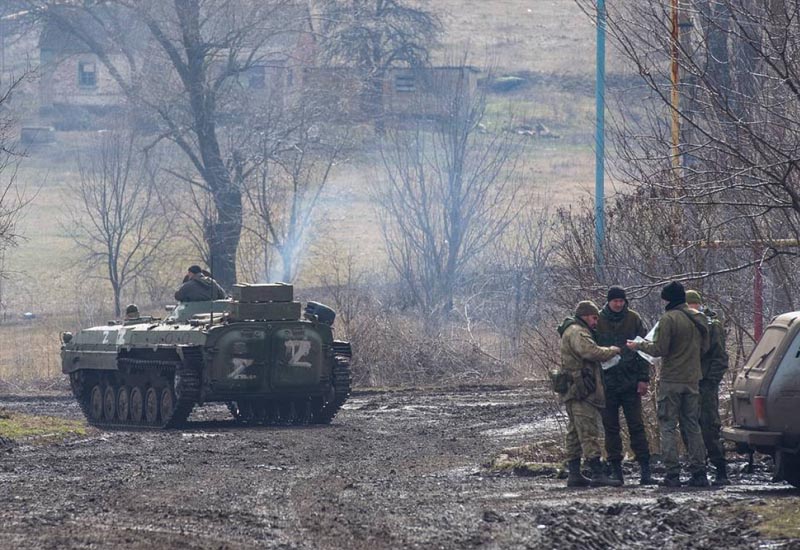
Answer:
[
  {"left": 595, "top": 286, "right": 656, "bottom": 485},
  {"left": 685, "top": 290, "right": 730, "bottom": 486},
  {"left": 175, "top": 265, "right": 228, "bottom": 302},
  {"left": 626, "top": 281, "right": 709, "bottom": 487},
  {"left": 557, "top": 300, "right": 622, "bottom": 488}
]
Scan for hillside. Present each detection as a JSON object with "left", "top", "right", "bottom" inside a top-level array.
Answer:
[{"left": 437, "top": 0, "right": 596, "bottom": 74}]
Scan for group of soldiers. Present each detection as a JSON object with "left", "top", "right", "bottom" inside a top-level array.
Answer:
[{"left": 555, "top": 281, "right": 729, "bottom": 488}]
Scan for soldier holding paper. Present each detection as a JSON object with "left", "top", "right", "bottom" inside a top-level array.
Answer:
[{"left": 595, "top": 286, "right": 656, "bottom": 485}]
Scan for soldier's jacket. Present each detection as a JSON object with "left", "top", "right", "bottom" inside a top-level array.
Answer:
[
  {"left": 637, "top": 304, "right": 708, "bottom": 385},
  {"left": 595, "top": 304, "right": 650, "bottom": 392},
  {"left": 699, "top": 307, "right": 729, "bottom": 383},
  {"left": 557, "top": 317, "right": 619, "bottom": 408},
  {"left": 174, "top": 275, "right": 227, "bottom": 302}
]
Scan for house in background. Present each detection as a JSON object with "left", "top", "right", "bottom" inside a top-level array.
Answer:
[
  {"left": 35, "top": 4, "right": 479, "bottom": 131},
  {"left": 38, "top": 10, "right": 130, "bottom": 128},
  {"left": 300, "top": 65, "right": 481, "bottom": 125},
  {"left": 383, "top": 66, "right": 481, "bottom": 121}
]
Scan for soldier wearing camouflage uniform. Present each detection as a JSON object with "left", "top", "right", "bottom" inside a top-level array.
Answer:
[
  {"left": 557, "top": 300, "right": 622, "bottom": 488},
  {"left": 596, "top": 286, "right": 655, "bottom": 485},
  {"left": 627, "top": 281, "right": 710, "bottom": 487},
  {"left": 685, "top": 290, "right": 730, "bottom": 486}
]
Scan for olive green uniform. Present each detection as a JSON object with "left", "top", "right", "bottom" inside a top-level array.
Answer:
[
  {"left": 680, "top": 308, "right": 728, "bottom": 465},
  {"left": 175, "top": 275, "right": 227, "bottom": 302},
  {"left": 558, "top": 317, "right": 619, "bottom": 462},
  {"left": 637, "top": 304, "right": 708, "bottom": 477},
  {"left": 596, "top": 305, "right": 651, "bottom": 463}
]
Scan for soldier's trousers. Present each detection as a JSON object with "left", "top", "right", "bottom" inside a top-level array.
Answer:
[
  {"left": 658, "top": 382, "right": 706, "bottom": 476},
  {"left": 601, "top": 387, "right": 651, "bottom": 462},
  {"left": 679, "top": 380, "right": 726, "bottom": 465},
  {"left": 565, "top": 399, "right": 603, "bottom": 462}
]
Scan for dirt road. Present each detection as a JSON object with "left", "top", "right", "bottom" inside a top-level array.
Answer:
[{"left": 0, "top": 385, "right": 797, "bottom": 549}]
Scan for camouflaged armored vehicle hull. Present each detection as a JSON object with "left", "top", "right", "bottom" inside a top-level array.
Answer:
[{"left": 61, "top": 284, "right": 351, "bottom": 429}]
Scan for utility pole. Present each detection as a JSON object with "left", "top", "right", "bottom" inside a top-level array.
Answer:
[
  {"left": 670, "top": 0, "right": 681, "bottom": 174},
  {"left": 595, "top": 0, "right": 606, "bottom": 279}
]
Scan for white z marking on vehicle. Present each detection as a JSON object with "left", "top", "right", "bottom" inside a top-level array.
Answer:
[
  {"left": 228, "top": 358, "right": 256, "bottom": 380},
  {"left": 102, "top": 331, "right": 110, "bottom": 344},
  {"left": 285, "top": 340, "right": 312, "bottom": 368}
]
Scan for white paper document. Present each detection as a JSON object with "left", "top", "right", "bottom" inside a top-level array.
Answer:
[
  {"left": 633, "top": 333, "right": 657, "bottom": 365},
  {"left": 601, "top": 355, "right": 621, "bottom": 370}
]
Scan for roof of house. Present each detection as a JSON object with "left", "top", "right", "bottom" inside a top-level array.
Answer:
[{"left": 38, "top": 6, "right": 121, "bottom": 54}]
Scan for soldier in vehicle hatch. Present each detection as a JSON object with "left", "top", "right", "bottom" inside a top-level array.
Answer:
[
  {"left": 557, "top": 300, "right": 622, "bottom": 488},
  {"left": 595, "top": 286, "right": 656, "bottom": 485},
  {"left": 684, "top": 290, "right": 730, "bottom": 486},
  {"left": 174, "top": 265, "right": 227, "bottom": 302},
  {"left": 124, "top": 304, "right": 140, "bottom": 320}
]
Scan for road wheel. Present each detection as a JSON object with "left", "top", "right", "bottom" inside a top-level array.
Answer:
[
  {"left": 160, "top": 387, "right": 174, "bottom": 425},
  {"left": 778, "top": 450, "right": 800, "bottom": 488},
  {"left": 103, "top": 386, "right": 116, "bottom": 422},
  {"left": 294, "top": 399, "right": 311, "bottom": 425},
  {"left": 89, "top": 384, "right": 104, "bottom": 421},
  {"left": 117, "top": 387, "right": 130, "bottom": 422},
  {"left": 268, "top": 401, "right": 283, "bottom": 425},
  {"left": 130, "top": 387, "right": 144, "bottom": 423},
  {"left": 253, "top": 402, "right": 267, "bottom": 424},
  {"left": 144, "top": 387, "right": 159, "bottom": 425},
  {"left": 282, "top": 401, "right": 297, "bottom": 425}
]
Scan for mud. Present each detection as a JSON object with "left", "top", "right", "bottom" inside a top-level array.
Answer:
[{"left": 0, "top": 385, "right": 798, "bottom": 549}]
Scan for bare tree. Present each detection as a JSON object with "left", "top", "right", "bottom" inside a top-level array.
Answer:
[
  {"left": 243, "top": 112, "right": 348, "bottom": 282},
  {"left": 0, "top": 75, "right": 31, "bottom": 317},
  {"left": 563, "top": 0, "right": 800, "bottom": 341},
  {"left": 66, "top": 131, "right": 171, "bottom": 317},
  {"left": 30, "top": 0, "right": 308, "bottom": 288},
  {"left": 375, "top": 66, "right": 525, "bottom": 318},
  {"left": 317, "top": 0, "right": 442, "bottom": 121}
]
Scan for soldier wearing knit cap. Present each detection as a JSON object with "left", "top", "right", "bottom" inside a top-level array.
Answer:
[
  {"left": 556, "top": 300, "right": 622, "bottom": 488},
  {"left": 595, "top": 286, "right": 654, "bottom": 485},
  {"left": 627, "top": 281, "right": 710, "bottom": 487},
  {"left": 174, "top": 265, "right": 228, "bottom": 302},
  {"left": 684, "top": 290, "right": 730, "bottom": 485}
]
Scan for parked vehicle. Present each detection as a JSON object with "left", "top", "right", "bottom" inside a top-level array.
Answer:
[{"left": 723, "top": 311, "right": 800, "bottom": 487}]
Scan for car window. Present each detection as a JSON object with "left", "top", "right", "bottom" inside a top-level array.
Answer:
[{"left": 744, "top": 326, "right": 787, "bottom": 371}]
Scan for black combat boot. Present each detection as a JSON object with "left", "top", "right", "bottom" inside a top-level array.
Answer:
[
  {"left": 638, "top": 459, "right": 657, "bottom": 485},
  {"left": 566, "top": 458, "right": 591, "bottom": 488},
  {"left": 588, "top": 458, "right": 622, "bottom": 487},
  {"left": 609, "top": 459, "right": 625, "bottom": 485},
  {"left": 660, "top": 473, "right": 681, "bottom": 487},
  {"left": 687, "top": 470, "right": 710, "bottom": 488},
  {"left": 712, "top": 461, "right": 731, "bottom": 486}
]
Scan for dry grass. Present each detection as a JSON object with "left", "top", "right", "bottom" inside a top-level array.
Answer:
[
  {"left": 747, "top": 500, "right": 800, "bottom": 540},
  {"left": 0, "top": 408, "right": 87, "bottom": 440}
]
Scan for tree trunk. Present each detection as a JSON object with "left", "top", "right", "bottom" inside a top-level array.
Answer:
[{"left": 206, "top": 184, "right": 242, "bottom": 290}]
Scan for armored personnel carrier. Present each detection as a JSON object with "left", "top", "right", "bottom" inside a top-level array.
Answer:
[
  {"left": 61, "top": 284, "right": 351, "bottom": 429},
  {"left": 723, "top": 311, "right": 800, "bottom": 487}
]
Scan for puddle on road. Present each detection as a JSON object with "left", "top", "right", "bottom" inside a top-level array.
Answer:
[{"left": 481, "top": 416, "right": 563, "bottom": 438}]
